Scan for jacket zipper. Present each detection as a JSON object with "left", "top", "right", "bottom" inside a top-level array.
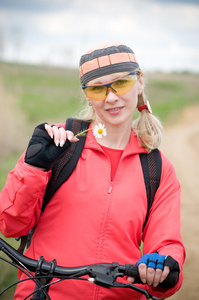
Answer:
[{"left": 108, "top": 182, "right": 113, "bottom": 194}]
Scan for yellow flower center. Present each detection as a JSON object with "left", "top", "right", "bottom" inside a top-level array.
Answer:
[{"left": 98, "top": 128, "right": 103, "bottom": 134}]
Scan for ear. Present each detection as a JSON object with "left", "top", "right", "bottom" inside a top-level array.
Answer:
[
  {"left": 138, "top": 73, "right": 145, "bottom": 95},
  {"left": 84, "top": 95, "right": 92, "bottom": 106},
  {"left": 86, "top": 97, "right": 92, "bottom": 106}
]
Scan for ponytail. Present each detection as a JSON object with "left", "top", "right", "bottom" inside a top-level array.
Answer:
[{"left": 132, "top": 92, "right": 163, "bottom": 152}]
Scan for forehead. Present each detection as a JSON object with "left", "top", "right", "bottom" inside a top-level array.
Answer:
[{"left": 86, "top": 71, "right": 130, "bottom": 86}]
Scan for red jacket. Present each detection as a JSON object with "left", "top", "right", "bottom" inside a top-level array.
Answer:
[{"left": 0, "top": 127, "right": 185, "bottom": 300}]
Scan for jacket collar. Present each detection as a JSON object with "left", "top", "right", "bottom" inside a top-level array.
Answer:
[{"left": 84, "top": 125, "right": 147, "bottom": 156}]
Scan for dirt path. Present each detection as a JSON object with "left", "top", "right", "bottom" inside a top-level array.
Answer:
[{"left": 160, "top": 104, "right": 199, "bottom": 300}]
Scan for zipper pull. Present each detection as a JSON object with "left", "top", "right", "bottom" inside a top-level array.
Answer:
[{"left": 108, "top": 183, "right": 113, "bottom": 194}]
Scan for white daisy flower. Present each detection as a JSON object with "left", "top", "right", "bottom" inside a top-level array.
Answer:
[{"left": 93, "top": 123, "right": 107, "bottom": 139}]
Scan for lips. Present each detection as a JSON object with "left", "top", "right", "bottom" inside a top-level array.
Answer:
[{"left": 106, "top": 106, "right": 123, "bottom": 112}]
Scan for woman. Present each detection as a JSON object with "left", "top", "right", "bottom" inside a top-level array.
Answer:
[{"left": 0, "top": 42, "right": 185, "bottom": 299}]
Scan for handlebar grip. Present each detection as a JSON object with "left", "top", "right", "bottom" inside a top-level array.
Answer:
[
  {"left": 125, "top": 264, "right": 179, "bottom": 288},
  {"left": 125, "top": 264, "right": 142, "bottom": 284}
]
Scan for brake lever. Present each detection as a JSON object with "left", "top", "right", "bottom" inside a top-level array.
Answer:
[
  {"left": 86, "top": 263, "right": 164, "bottom": 300},
  {"left": 86, "top": 262, "right": 123, "bottom": 288}
]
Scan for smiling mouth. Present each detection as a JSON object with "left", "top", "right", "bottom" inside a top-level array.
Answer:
[{"left": 106, "top": 107, "right": 123, "bottom": 112}]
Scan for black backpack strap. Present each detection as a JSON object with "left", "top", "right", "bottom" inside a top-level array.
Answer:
[
  {"left": 17, "top": 118, "right": 90, "bottom": 254},
  {"left": 139, "top": 149, "right": 162, "bottom": 230},
  {"left": 41, "top": 118, "right": 90, "bottom": 213}
]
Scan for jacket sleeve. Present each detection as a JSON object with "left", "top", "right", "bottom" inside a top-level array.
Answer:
[
  {"left": 142, "top": 152, "right": 186, "bottom": 298},
  {"left": 0, "top": 153, "right": 51, "bottom": 238}
]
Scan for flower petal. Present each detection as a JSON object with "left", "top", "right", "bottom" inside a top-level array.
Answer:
[{"left": 93, "top": 123, "right": 107, "bottom": 139}]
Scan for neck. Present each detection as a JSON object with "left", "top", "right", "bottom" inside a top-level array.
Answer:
[{"left": 91, "top": 120, "right": 132, "bottom": 150}]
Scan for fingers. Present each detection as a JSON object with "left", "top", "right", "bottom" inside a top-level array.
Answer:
[
  {"left": 66, "top": 130, "right": 79, "bottom": 143},
  {"left": 160, "top": 265, "right": 170, "bottom": 283},
  {"left": 149, "top": 267, "right": 162, "bottom": 287},
  {"left": 44, "top": 124, "right": 79, "bottom": 146},
  {"left": 44, "top": 124, "right": 55, "bottom": 140},
  {"left": 138, "top": 263, "right": 147, "bottom": 284},
  {"left": 138, "top": 263, "right": 158, "bottom": 286},
  {"left": 137, "top": 264, "right": 170, "bottom": 287}
]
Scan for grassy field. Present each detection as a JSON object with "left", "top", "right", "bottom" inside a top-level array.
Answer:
[{"left": 0, "top": 62, "right": 199, "bottom": 299}]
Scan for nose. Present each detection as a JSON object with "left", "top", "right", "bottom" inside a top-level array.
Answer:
[{"left": 105, "top": 87, "right": 119, "bottom": 103}]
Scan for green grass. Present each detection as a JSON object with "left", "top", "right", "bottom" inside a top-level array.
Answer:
[
  {"left": 0, "top": 62, "right": 199, "bottom": 298},
  {"left": 0, "top": 63, "right": 82, "bottom": 125},
  {"left": 146, "top": 72, "right": 199, "bottom": 123},
  {"left": 0, "top": 153, "right": 22, "bottom": 188}
]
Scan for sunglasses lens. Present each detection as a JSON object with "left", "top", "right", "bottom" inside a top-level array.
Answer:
[
  {"left": 111, "top": 76, "right": 137, "bottom": 96},
  {"left": 84, "top": 85, "right": 107, "bottom": 101},
  {"left": 84, "top": 74, "right": 137, "bottom": 101}
]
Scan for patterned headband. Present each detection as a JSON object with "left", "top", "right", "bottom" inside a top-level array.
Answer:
[{"left": 79, "top": 44, "right": 140, "bottom": 85}]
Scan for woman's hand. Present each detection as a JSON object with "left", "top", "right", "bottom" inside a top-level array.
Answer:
[
  {"left": 25, "top": 123, "right": 79, "bottom": 171},
  {"left": 127, "top": 253, "right": 173, "bottom": 287},
  {"left": 44, "top": 124, "right": 79, "bottom": 146},
  {"left": 127, "top": 264, "right": 170, "bottom": 288}
]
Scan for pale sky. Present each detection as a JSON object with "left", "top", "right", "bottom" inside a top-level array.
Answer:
[{"left": 0, "top": 0, "right": 199, "bottom": 72}]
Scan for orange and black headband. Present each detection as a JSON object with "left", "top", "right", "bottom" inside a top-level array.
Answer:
[{"left": 79, "top": 44, "right": 140, "bottom": 85}]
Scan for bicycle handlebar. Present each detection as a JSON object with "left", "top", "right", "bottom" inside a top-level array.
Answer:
[{"left": 0, "top": 238, "right": 179, "bottom": 300}]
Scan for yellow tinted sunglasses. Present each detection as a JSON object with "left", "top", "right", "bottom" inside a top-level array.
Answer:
[{"left": 82, "top": 71, "right": 138, "bottom": 101}]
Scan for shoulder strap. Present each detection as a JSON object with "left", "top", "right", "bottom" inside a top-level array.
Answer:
[
  {"left": 17, "top": 118, "right": 90, "bottom": 254},
  {"left": 139, "top": 149, "right": 162, "bottom": 230},
  {"left": 41, "top": 118, "right": 90, "bottom": 214}
]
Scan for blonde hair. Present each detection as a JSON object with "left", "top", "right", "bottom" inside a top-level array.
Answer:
[
  {"left": 77, "top": 71, "right": 163, "bottom": 153},
  {"left": 132, "top": 91, "right": 163, "bottom": 152}
]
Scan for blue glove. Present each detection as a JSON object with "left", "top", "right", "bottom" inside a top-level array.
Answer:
[{"left": 137, "top": 253, "right": 166, "bottom": 270}]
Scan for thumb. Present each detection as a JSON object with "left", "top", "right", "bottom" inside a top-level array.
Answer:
[
  {"left": 126, "top": 277, "right": 135, "bottom": 283},
  {"left": 66, "top": 131, "right": 79, "bottom": 143}
]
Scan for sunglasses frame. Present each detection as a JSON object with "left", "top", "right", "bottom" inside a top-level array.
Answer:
[
  {"left": 82, "top": 71, "right": 138, "bottom": 101},
  {"left": 82, "top": 71, "right": 138, "bottom": 89}
]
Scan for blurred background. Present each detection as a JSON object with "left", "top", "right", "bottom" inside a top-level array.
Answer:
[
  {"left": 0, "top": 0, "right": 199, "bottom": 299},
  {"left": 0, "top": 0, "right": 199, "bottom": 71}
]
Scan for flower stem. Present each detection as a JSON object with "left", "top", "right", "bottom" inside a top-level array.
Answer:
[{"left": 75, "top": 128, "right": 92, "bottom": 138}]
